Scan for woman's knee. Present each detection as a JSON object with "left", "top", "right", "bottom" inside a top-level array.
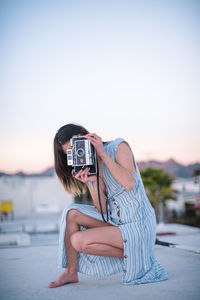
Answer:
[
  {"left": 70, "top": 232, "right": 85, "bottom": 252},
  {"left": 66, "top": 209, "right": 80, "bottom": 223}
]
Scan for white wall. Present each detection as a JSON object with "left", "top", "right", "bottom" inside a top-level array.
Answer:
[
  {"left": 167, "top": 176, "right": 200, "bottom": 216},
  {"left": 172, "top": 177, "right": 200, "bottom": 194},
  {"left": 0, "top": 175, "right": 74, "bottom": 215}
]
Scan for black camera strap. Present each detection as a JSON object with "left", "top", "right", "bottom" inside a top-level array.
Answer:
[{"left": 96, "top": 159, "right": 109, "bottom": 223}]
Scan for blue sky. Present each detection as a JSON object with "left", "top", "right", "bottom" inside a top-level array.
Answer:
[{"left": 0, "top": 0, "right": 200, "bottom": 173}]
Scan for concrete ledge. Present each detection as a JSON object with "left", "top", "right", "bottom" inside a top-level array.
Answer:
[
  {"left": 24, "top": 223, "right": 59, "bottom": 233},
  {"left": 156, "top": 222, "right": 200, "bottom": 235},
  {"left": 0, "top": 233, "right": 31, "bottom": 246},
  {"left": 0, "top": 221, "right": 59, "bottom": 234}
]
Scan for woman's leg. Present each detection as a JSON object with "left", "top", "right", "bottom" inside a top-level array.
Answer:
[
  {"left": 70, "top": 226, "right": 124, "bottom": 258},
  {"left": 48, "top": 209, "right": 114, "bottom": 288}
]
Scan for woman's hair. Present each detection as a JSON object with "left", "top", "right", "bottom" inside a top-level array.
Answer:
[{"left": 54, "top": 123, "right": 89, "bottom": 196}]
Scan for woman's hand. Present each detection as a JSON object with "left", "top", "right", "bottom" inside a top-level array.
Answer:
[
  {"left": 83, "top": 133, "right": 106, "bottom": 160},
  {"left": 72, "top": 167, "right": 97, "bottom": 183}
]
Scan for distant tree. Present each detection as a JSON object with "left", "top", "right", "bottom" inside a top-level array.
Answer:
[
  {"left": 192, "top": 168, "right": 200, "bottom": 195},
  {"left": 193, "top": 169, "right": 200, "bottom": 177},
  {"left": 140, "top": 167, "right": 179, "bottom": 222},
  {"left": 193, "top": 168, "right": 200, "bottom": 185}
]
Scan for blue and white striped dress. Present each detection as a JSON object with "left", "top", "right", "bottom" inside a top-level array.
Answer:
[{"left": 58, "top": 138, "right": 168, "bottom": 285}]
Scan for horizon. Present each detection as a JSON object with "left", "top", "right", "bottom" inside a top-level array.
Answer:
[{"left": 1, "top": 156, "right": 200, "bottom": 175}]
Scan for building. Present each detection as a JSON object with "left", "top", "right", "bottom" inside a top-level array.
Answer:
[
  {"left": 0, "top": 175, "right": 73, "bottom": 217},
  {"left": 167, "top": 176, "right": 200, "bottom": 217}
]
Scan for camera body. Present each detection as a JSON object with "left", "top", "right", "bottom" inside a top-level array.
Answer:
[{"left": 66, "top": 137, "right": 97, "bottom": 175}]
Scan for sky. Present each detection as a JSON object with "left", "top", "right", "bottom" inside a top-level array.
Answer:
[{"left": 0, "top": 0, "right": 200, "bottom": 174}]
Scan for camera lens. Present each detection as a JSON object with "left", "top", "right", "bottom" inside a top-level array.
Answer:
[{"left": 76, "top": 148, "right": 85, "bottom": 157}]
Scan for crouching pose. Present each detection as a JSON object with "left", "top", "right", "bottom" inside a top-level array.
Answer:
[{"left": 48, "top": 123, "right": 168, "bottom": 288}]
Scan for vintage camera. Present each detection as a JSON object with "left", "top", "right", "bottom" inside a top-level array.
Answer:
[{"left": 66, "top": 137, "right": 97, "bottom": 175}]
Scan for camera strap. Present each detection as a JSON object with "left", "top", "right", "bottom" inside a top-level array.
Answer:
[{"left": 96, "top": 159, "right": 109, "bottom": 223}]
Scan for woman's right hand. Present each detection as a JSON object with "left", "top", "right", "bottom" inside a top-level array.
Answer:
[{"left": 72, "top": 167, "right": 97, "bottom": 183}]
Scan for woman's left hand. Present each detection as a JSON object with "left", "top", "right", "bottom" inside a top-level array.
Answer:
[{"left": 83, "top": 133, "right": 106, "bottom": 160}]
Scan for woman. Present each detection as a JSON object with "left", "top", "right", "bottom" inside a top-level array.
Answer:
[{"left": 48, "top": 123, "right": 168, "bottom": 288}]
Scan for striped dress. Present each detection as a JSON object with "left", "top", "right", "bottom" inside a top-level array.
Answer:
[{"left": 58, "top": 138, "right": 168, "bottom": 285}]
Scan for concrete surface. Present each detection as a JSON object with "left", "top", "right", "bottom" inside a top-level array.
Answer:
[{"left": 0, "top": 230, "right": 200, "bottom": 300}]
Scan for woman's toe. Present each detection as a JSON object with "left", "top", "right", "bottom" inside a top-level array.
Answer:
[{"left": 48, "top": 281, "right": 57, "bottom": 288}]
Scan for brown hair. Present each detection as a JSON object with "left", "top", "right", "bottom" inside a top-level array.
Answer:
[{"left": 54, "top": 123, "right": 89, "bottom": 196}]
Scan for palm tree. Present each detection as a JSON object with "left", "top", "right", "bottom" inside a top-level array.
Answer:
[{"left": 140, "top": 167, "right": 179, "bottom": 223}]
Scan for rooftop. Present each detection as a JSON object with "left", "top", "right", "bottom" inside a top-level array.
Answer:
[{"left": 0, "top": 217, "right": 200, "bottom": 300}]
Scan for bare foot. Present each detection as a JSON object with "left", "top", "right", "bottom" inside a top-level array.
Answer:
[{"left": 48, "top": 268, "right": 79, "bottom": 288}]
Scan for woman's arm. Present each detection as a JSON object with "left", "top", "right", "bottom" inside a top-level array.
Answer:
[
  {"left": 84, "top": 134, "right": 136, "bottom": 191},
  {"left": 72, "top": 168, "right": 107, "bottom": 213},
  {"left": 102, "top": 142, "right": 135, "bottom": 190}
]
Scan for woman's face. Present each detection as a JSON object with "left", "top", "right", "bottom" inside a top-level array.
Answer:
[
  {"left": 61, "top": 134, "right": 82, "bottom": 154},
  {"left": 61, "top": 140, "right": 71, "bottom": 154}
]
